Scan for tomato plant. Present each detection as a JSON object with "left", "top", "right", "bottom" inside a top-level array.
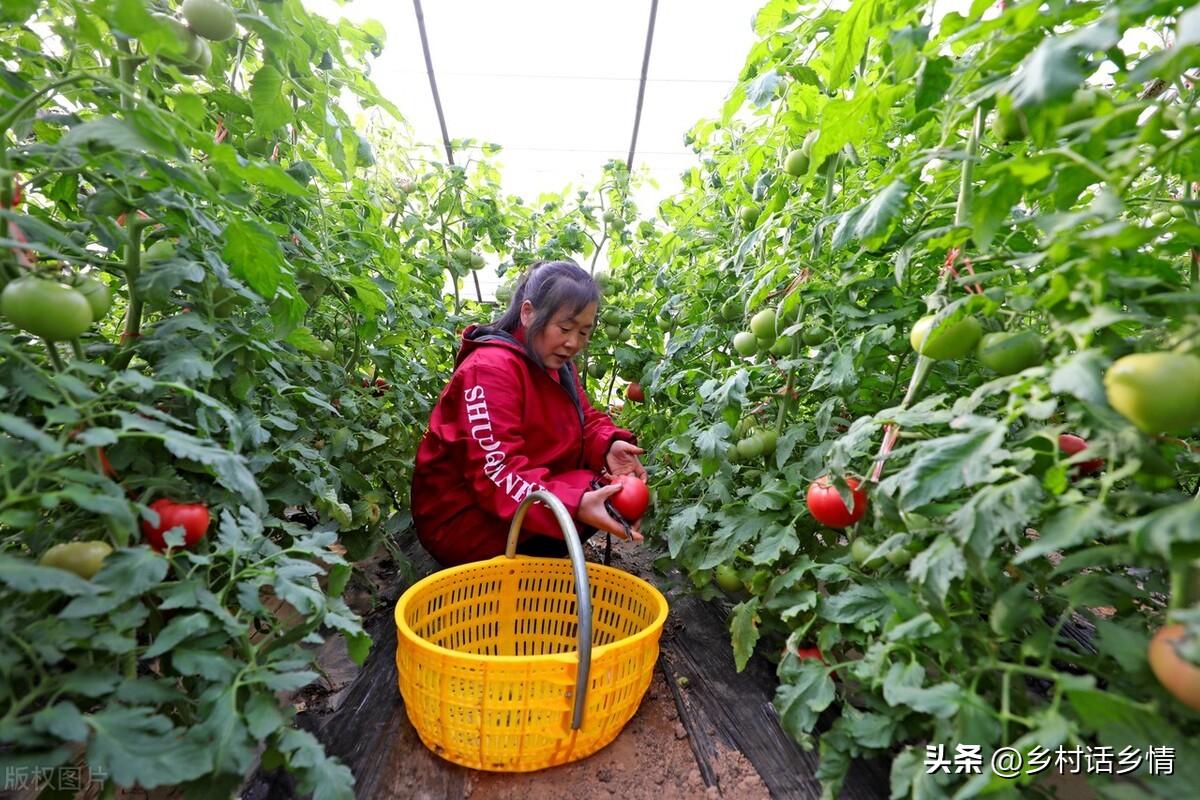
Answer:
[{"left": 606, "top": 1, "right": 1200, "bottom": 796}]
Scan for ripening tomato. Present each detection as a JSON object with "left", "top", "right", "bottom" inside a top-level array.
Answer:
[
  {"left": 806, "top": 476, "right": 868, "bottom": 529},
  {"left": 791, "top": 646, "right": 825, "bottom": 664},
  {"left": 627, "top": 382, "right": 644, "bottom": 403},
  {"left": 1104, "top": 352, "right": 1200, "bottom": 434},
  {"left": 39, "top": 541, "right": 113, "bottom": 579},
  {"left": 1058, "top": 433, "right": 1104, "bottom": 477},
  {"left": 1148, "top": 624, "right": 1200, "bottom": 712},
  {"left": 609, "top": 475, "right": 649, "bottom": 521},
  {"left": 141, "top": 498, "right": 210, "bottom": 551}
]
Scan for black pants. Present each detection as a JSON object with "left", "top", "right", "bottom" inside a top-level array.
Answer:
[{"left": 515, "top": 526, "right": 599, "bottom": 558}]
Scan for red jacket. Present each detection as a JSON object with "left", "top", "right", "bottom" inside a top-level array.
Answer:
[{"left": 411, "top": 324, "right": 635, "bottom": 566}]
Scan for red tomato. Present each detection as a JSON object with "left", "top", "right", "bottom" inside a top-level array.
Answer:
[
  {"left": 791, "top": 646, "right": 825, "bottom": 664},
  {"left": 1148, "top": 624, "right": 1200, "bottom": 711},
  {"left": 96, "top": 447, "right": 116, "bottom": 478},
  {"left": 1058, "top": 433, "right": 1104, "bottom": 477},
  {"left": 806, "top": 476, "right": 867, "bottom": 528},
  {"left": 609, "top": 474, "right": 649, "bottom": 521},
  {"left": 626, "top": 382, "right": 644, "bottom": 402},
  {"left": 141, "top": 498, "right": 210, "bottom": 551}
]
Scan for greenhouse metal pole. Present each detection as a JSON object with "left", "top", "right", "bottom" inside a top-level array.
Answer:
[
  {"left": 626, "top": 0, "right": 660, "bottom": 171},
  {"left": 412, "top": 0, "right": 454, "bottom": 166}
]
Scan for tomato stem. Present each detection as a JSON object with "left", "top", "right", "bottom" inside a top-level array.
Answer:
[
  {"left": 109, "top": 215, "right": 150, "bottom": 371},
  {"left": 43, "top": 340, "right": 65, "bottom": 372},
  {"left": 954, "top": 105, "right": 983, "bottom": 230}
]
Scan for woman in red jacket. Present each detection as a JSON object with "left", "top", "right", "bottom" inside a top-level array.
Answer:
[{"left": 411, "top": 260, "right": 648, "bottom": 567}]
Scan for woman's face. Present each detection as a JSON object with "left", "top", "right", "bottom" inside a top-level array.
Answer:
[{"left": 521, "top": 300, "right": 597, "bottom": 371}]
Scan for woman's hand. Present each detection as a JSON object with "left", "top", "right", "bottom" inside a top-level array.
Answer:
[
  {"left": 578, "top": 484, "right": 644, "bottom": 542},
  {"left": 605, "top": 439, "right": 647, "bottom": 481}
]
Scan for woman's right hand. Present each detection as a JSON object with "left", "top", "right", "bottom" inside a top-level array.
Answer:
[{"left": 578, "top": 484, "right": 644, "bottom": 542}]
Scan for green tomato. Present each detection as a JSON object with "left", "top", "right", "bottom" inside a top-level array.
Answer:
[
  {"left": 714, "top": 564, "right": 743, "bottom": 593},
  {"left": 850, "top": 538, "right": 882, "bottom": 567},
  {"left": 736, "top": 436, "right": 763, "bottom": 460},
  {"left": 39, "top": 541, "right": 113, "bottom": 580},
  {"left": 0, "top": 277, "right": 94, "bottom": 341},
  {"left": 801, "top": 323, "right": 829, "bottom": 346},
  {"left": 992, "top": 105, "right": 1026, "bottom": 143},
  {"left": 770, "top": 335, "right": 794, "bottom": 357},
  {"left": 144, "top": 239, "right": 176, "bottom": 262},
  {"left": 777, "top": 290, "right": 803, "bottom": 324},
  {"left": 355, "top": 134, "right": 375, "bottom": 167},
  {"left": 182, "top": 0, "right": 237, "bottom": 42},
  {"left": 150, "top": 13, "right": 204, "bottom": 62},
  {"left": 756, "top": 429, "right": 777, "bottom": 456},
  {"left": 738, "top": 204, "right": 760, "bottom": 228},
  {"left": 910, "top": 314, "right": 982, "bottom": 360},
  {"left": 733, "top": 331, "right": 758, "bottom": 357},
  {"left": 783, "top": 148, "right": 809, "bottom": 177},
  {"left": 801, "top": 129, "right": 819, "bottom": 158},
  {"left": 75, "top": 277, "right": 112, "bottom": 321},
  {"left": 1150, "top": 210, "right": 1173, "bottom": 226},
  {"left": 750, "top": 308, "right": 777, "bottom": 339},
  {"left": 179, "top": 37, "right": 212, "bottom": 75},
  {"left": 1104, "top": 352, "right": 1200, "bottom": 433},
  {"left": 588, "top": 360, "right": 606, "bottom": 378},
  {"left": 721, "top": 297, "right": 742, "bottom": 322},
  {"left": 885, "top": 547, "right": 913, "bottom": 567},
  {"left": 976, "top": 329, "right": 1045, "bottom": 375}
]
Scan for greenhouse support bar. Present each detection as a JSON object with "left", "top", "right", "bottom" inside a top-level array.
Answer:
[
  {"left": 412, "top": 0, "right": 454, "bottom": 165},
  {"left": 626, "top": 0, "right": 660, "bottom": 171}
]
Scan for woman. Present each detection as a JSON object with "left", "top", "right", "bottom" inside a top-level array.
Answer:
[{"left": 411, "top": 259, "right": 648, "bottom": 567}]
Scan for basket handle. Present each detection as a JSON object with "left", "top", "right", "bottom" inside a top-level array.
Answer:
[{"left": 505, "top": 490, "right": 592, "bottom": 731}]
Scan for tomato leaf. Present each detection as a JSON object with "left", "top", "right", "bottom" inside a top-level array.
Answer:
[
  {"left": 882, "top": 661, "right": 962, "bottom": 718},
  {"left": 773, "top": 651, "right": 836, "bottom": 737},
  {"left": 948, "top": 475, "right": 1044, "bottom": 562},
  {"left": 826, "top": 0, "right": 883, "bottom": 90},
  {"left": 1013, "top": 503, "right": 1109, "bottom": 564},
  {"left": 1005, "top": 15, "right": 1119, "bottom": 110},
  {"left": 730, "top": 597, "right": 761, "bottom": 672},
  {"left": 879, "top": 419, "right": 1007, "bottom": 510},
  {"left": 31, "top": 702, "right": 88, "bottom": 743},
  {"left": 0, "top": 555, "right": 99, "bottom": 596},
  {"left": 86, "top": 705, "right": 214, "bottom": 789},
  {"left": 249, "top": 65, "right": 294, "bottom": 132},
  {"left": 222, "top": 218, "right": 284, "bottom": 298}
]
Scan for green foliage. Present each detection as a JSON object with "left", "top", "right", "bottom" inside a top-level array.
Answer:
[{"left": 612, "top": 0, "right": 1200, "bottom": 796}]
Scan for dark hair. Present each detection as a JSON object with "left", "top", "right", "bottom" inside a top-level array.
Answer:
[{"left": 493, "top": 260, "right": 600, "bottom": 361}]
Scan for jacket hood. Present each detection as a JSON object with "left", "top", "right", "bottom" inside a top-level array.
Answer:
[{"left": 455, "top": 324, "right": 530, "bottom": 368}]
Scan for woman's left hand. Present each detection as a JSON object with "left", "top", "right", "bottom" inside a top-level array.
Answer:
[{"left": 606, "top": 440, "right": 647, "bottom": 481}]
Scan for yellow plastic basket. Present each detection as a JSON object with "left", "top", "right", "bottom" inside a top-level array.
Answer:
[{"left": 395, "top": 490, "right": 669, "bottom": 772}]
